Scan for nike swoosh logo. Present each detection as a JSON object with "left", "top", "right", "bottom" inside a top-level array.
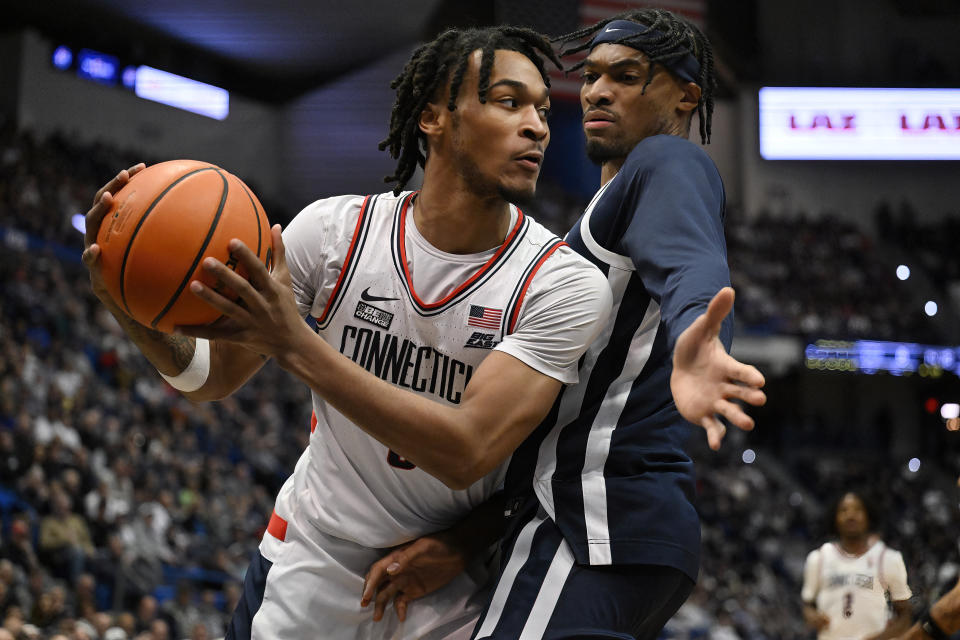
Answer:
[
  {"left": 604, "top": 27, "right": 625, "bottom": 32},
  {"left": 360, "top": 287, "right": 399, "bottom": 303}
]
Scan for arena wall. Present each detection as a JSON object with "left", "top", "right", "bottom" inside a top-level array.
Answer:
[{"left": 13, "top": 30, "right": 283, "bottom": 201}]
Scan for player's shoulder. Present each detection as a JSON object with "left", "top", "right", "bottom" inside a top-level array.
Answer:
[
  {"left": 623, "top": 134, "right": 718, "bottom": 177},
  {"left": 286, "top": 191, "right": 404, "bottom": 242},
  {"left": 878, "top": 541, "right": 906, "bottom": 561},
  {"left": 523, "top": 214, "right": 603, "bottom": 277},
  {"left": 287, "top": 193, "right": 363, "bottom": 230},
  {"left": 805, "top": 546, "right": 825, "bottom": 563}
]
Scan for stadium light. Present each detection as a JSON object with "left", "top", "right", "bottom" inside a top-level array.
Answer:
[
  {"left": 52, "top": 46, "right": 72, "bottom": 70},
  {"left": 896, "top": 265, "right": 910, "bottom": 280},
  {"left": 134, "top": 65, "right": 229, "bottom": 120},
  {"left": 908, "top": 458, "right": 921, "bottom": 473},
  {"left": 925, "top": 301, "right": 938, "bottom": 316}
]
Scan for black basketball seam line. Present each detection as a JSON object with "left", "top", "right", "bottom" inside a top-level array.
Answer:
[
  {"left": 151, "top": 170, "right": 229, "bottom": 329},
  {"left": 118, "top": 167, "right": 218, "bottom": 317},
  {"left": 238, "top": 180, "right": 263, "bottom": 258}
]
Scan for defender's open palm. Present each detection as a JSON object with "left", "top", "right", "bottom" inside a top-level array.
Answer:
[{"left": 671, "top": 287, "right": 766, "bottom": 450}]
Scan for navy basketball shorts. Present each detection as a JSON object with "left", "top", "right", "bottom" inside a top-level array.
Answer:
[
  {"left": 225, "top": 548, "right": 272, "bottom": 640},
  {"left": 472, "top": 500, "right": 694, "bottom": 640}
]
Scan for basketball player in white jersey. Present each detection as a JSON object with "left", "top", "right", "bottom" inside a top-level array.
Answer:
[
  {"left": 82, "top": 27, "right": 612, "bottom": 640},
  {"left": 803, "top": 491, "right": 913, "bottom": 640}
]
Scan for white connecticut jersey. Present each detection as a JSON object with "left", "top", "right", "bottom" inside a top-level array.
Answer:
[
  {"left": 270, "top": 191, "right": 610, "bottom": 550},
  {"left": 802, "top": 541, "right": 912, "bottom": 640}
]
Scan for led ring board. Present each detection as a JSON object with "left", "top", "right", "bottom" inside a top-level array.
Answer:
[{"left": 759, "top": 87, "right": 960, "bottom": 160}]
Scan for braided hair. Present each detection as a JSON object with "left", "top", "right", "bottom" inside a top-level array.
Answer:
[
  {"left": 556, "top": 8, "right": 716, "bottom": 144},
  {"left": 379, "top": 26, "right": 561, "bottom": 194}
]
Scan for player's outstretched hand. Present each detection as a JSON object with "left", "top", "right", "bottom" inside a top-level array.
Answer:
[
  {"left": 670, "top": 287, "right": 766, "bottom": 450},
  {"left": 81, "top": 163, "right": 146, "bottom": 307},
  {"left": 178, "top": 225, "right": 312, "bottom": 359},
  {"left": 362, "top": 533, "right": 468, "bottom": 623}
]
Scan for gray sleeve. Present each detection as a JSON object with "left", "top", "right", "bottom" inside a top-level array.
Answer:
[
  {"left": 801, "top": 549, "right": 821, "bottom": 604},
  {"left": 281, "top": 195, "right": 364, "bottom": 318},
  {"left": 884, "top": 549, "right": 912, "bottom": 601},
  {"left": 494, "top": 246, "right": 612, "bottom": 384}
]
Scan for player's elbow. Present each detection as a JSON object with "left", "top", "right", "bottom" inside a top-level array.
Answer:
[
  {"left": 440, "top": 467, "right": 485, "bottom": 491},
  {"left": 436, "top": 442, "right": 493, "bottom": 490}
]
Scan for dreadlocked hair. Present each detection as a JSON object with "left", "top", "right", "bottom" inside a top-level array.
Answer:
[
  {"left": 556, "top": 8, "right": 716, "bottom": 144},
  {"left": 379, "top": 26, "right": 562, "bottom": 194}
]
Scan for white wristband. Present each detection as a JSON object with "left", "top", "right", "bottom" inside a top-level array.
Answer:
[{"left": 160, "top": 338, "right": 210, "bottom": 392}]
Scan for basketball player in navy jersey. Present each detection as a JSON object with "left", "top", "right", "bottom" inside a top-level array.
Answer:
[{"left": 363, "top": 9, "right": 768, "bottom": 639}]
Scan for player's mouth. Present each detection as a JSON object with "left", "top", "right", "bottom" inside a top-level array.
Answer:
[
  {"left": 584, "top": 109, "right": 617, "bottom": 130},
  {"left": 514, "top": 150, "right": 543, "bottom": 171}
]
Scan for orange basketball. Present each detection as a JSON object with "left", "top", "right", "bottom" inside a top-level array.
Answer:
[{"left": 96, "top": 160, "right": 272, "bottom": 333}]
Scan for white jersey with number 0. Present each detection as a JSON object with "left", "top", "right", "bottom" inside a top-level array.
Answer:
[
  {"left": 248, "top": 191, "right": 611, "bottom": 640},
  {"left": 802, "top": 540, "right": 912, "bottom": 640}
]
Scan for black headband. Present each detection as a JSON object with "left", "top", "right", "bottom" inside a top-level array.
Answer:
[{"left": 588, "top": 19, "right": 701, "bottom": 83}]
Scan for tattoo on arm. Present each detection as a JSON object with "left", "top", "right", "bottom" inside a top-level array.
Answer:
[
  {"left": 113, "top": 311, "right": 196, "bottom": 372},
  {"left": 169, "top": 335, "right": 197, "bottom": 370}
]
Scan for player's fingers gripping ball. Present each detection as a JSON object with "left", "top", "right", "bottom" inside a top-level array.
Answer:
[{"left": 96, "top": 160, "right": 273, "bottom": 333}]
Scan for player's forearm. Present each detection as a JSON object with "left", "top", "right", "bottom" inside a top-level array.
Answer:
[
  {"left": 802, "top": 605, "right": 823, "bottom": 629},
  {"left": 872, "top": 615, "right": 912, "bottom": 639},
  {"left": 100, "top": 296, "right": 197, "bottom": 375},
  {"left": 101, "top": 298, "right": 258, "bottom": 402},
  {"left": 276, "top": 328, "right": 488, "bottom": 489},
  {"left": 930, "top": 579, "right": 960, "bottom": 634},
  {"left": 867, "top": 602, "right": 913, "bottom": 640}
]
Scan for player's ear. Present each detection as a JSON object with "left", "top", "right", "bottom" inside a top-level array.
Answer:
[
  {"left": 418, "top": 102, "right": 445, "bottom": 138},
  {"left": 677, "top": 81, "right": 701, "bottom": 114}
]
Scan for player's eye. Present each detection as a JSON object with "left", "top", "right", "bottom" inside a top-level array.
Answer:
[
  {"left": 538, "top": 106, "right": 551, "bottom": 118},
  {"left": 581, "top": 71, "right": 598, "bottom": 83},
  {"left": 498, "top": 97, "right": 519, "bottom": 108}
]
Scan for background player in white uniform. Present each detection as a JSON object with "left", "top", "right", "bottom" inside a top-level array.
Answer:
[
  {"left": 81, "top": 26, "right": 612, "bottom": 640},
  {"left": 803, "top": 491, "right": 913, "bottom": 640}
]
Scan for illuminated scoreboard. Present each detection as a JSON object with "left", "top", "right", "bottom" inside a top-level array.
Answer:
[
  {"left": 759, "top": 87, "right": 960, "bottom": 160},
  {"left": 805, "top": 339, "right": 960, "bottom": 377}
]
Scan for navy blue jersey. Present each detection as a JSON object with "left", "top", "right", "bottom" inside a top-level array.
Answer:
[{"left": 504, "top": 134, "right": 732, "bottom": 580}]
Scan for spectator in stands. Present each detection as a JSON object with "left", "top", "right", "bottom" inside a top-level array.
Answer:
[
  {"left": 1, "top": 518, "right": 39, "bottom": 575},
  {"left": 37, "top": 490, "right": 94, "bottom": 583},
  {"left": 162, "top": 581, "right": 200, "bottom": 639},
  {"left": 133, "top": 595, "right": 160, "bottom": 636}
]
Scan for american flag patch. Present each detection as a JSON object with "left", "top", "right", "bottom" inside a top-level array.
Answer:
[{"left": 468, "top": 305, "right": 502, "bottom": 329}]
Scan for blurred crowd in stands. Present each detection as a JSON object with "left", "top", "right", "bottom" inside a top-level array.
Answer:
[
  {"left": 2, "top": 124, "right": 960, "bottom": 639},
  {"left": 0, "top": 123, "right": 309, "bottom": 639}
]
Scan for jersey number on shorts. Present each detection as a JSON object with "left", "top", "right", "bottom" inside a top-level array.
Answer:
[{"left": 387, "top": 449, "right": 417, "bottom": 470}]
